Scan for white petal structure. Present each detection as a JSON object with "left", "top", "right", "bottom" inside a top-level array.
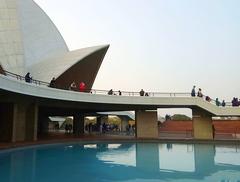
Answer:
[
  {"left": 0, "top": 0, "right": 109, "bottom": 89},
  {"left": 29, "top": 45, "right": 109, "bottom": 90}
]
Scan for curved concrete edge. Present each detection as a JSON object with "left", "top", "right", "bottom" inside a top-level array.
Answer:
[
  {"left": 55, "top": 45, "right": 110, "bottom": 80},
  {"left": 97, "top": 111, "right": 135, "bottom": 120},
  {"left": 1, "top": 75, "right": 240, "bottom": 116},
  {"left": 1, "top": 138, "right": 240, "bottom": 151},
  {"left": 29, "top": 45, "right": 109, "bottom": 82}
]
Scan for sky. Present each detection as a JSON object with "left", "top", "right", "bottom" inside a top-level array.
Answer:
[{"left": 35, "top": 0, "right": 240, "bottom": 105}]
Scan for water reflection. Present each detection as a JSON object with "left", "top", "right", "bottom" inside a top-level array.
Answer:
[
  {"left": 96, "top": 144, "right": 136, "bottom": 167},
  {"left": 215, "top": 145, "right": 240, "bottom": 166},
  {"left": 159, "top": 144, "right": 195, "bottom": 172},
  {"left": 0, "top": 143, "right": 240, "bottom": 182}
]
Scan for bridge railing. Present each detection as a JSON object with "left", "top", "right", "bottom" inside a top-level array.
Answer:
[
  {"left": 88, "top": 89, "right": 190, "bottom": 97},
  {"left": 0, "top": 69, "right": 234, "bottom": 107},
  {"left": 4, "top": 70, "right": 49, "bottom": 86}
]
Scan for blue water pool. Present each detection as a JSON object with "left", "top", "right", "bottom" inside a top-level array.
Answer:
[{"left": 0, "top": 142, "right": 240, "bottom": 182}]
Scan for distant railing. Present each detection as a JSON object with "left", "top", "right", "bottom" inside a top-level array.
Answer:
[
  {"left": 215, "top": 131, "right": 240, "bottom": 140},
  {"left": 0, "top": 69, "right": 236, "bottom": 107}
]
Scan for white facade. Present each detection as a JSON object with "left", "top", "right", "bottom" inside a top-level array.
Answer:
[
  {"left": 17, "top": 0, "right": 68, "bottom": 67},
  {"left": 0, "top": 0, "right": 68, "bottom": 74},
  {"left": 0, "top": 0, "right": 109, "bottom": 82},
  {"left": 29, "top": 45, "right": 109, "bottom": 82},
  {"left": 0, "top": 0, "right": 25, "bottom": 74}
]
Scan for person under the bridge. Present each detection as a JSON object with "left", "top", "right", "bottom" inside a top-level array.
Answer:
[
  {"left": 79, "top": 82, "right": 86, "bottom": 92},
  {"left": 212, "top": 124, "right": 215, "bottom": 139}
]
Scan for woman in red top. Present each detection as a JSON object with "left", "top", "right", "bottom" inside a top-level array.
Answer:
[{"left": 79, "top": 82, "right": 86, "bottom": 92}]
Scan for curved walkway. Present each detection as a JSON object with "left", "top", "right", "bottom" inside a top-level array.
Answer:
[{"left": 1, "top": 74, "right": 240, "bottom": 116}]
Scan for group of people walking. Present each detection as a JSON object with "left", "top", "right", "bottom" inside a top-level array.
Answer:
[
  {"left": 24, "top": 72, "right": 238, "bottom": 108},
  {"left": 107, "top": 89, "right": 149, "bottom": 96},
  {"left": 191, "top": 86, "right": 226, "bottom": 107},
  {"left": 232, "top": 97, "right": 240, "bottom": 107},
  {"left": 49, "top": 77, "right": 86, "bottom": 92},
  {"left": 107, "top": 89, "right": 122, "bottom": 96},
  {"left": 191, "top": 86, "right": 203, "bottom": 97},
  {"left": 139, "top": 89, "right": 149, "bottom": 96}
]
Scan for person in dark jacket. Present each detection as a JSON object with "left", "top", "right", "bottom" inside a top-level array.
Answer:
[
  {"left": 25, "top": 72, "right": 31, "bottom": 83},
  {"left": 139, "top": 89, "right": 145, "bottom": 96},
  {"left": 191, "top": 86, "right": 196, "bottom": 97},
  {"left": 108, "top": 89, "right": 113, "bottom": 95},
  {"left": 49, "top": 77, "right": 56, "bottom": 88}
]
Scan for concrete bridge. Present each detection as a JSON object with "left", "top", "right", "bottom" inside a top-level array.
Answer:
[{"left": 1, "top": 74, "right": 240, "bottom": 142}]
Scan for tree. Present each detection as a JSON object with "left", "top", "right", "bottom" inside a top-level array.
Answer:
[{"left": 171, "top": 114, "right": 191, "bottom": 121}]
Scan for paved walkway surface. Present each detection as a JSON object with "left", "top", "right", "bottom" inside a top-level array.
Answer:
[
  {"left": 0, "top": 133, "right": 135, "bottom": 150},
  {"left": 1, "top": 132, "right": 240, "bottom": 150}
]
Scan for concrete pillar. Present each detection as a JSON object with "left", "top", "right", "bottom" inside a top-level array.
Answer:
[
  {"left": 0, "top": 103, "right": 14, "bottom": 142},
  {"left": 12, "top": 102, "right": 39, "bottom": 142},
  {"left": 96, "top": 116, "right": 102, "bottom": 131},
  {"left": 0, "top": 102, "right": 38, "bottom": 142},
  {"left": 120, "top": 116, "right": 129, "bottom": 132},
  {"left": 12, "top": 103, "right": 25, "bottom": 142},
  {"left": 25, "top": 103, "right": 38, "bottom": 141},
  {"left": 73, "top": 114, "right": 85, "bottom": 136},
  {"left": 135, "top": 110, "right": 158, "bottom": 138},
  {"left": 192, "top": 109, "right": 213, "bottom": 139}
]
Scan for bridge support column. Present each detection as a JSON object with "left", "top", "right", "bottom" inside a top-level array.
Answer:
[
  {"left": 0, "top": 103, "right": 14, "bottom": 142},
  {"left": 96, "top": 116, "right": 103, "bottom": 132},
  {"left": 25, "top": 103, "right": 38, "bottom": 141},
  {"left": 120, "top": 116, "right": 129, "bottom": 132},
  {"left": 192, "top": 109, "right": 213, "bottom": 139},
  {"left": 0, "top": 102, "right": 38, "bottom": 142},
  {"left": 73, "top": 114, "right": 85, "bottom": 136},
  {"left": 135, "top": 110, "right": 158, "bottom": 138},
  {"left": 12, "top": 102, "right": 38, "bottom": 142}
]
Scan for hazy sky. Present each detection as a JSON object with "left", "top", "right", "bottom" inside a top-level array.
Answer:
[{"left": 35, "top": 0, "right": 240, "bottom": 102}]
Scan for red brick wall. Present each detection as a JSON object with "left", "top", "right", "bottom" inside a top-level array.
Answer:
[
  {"left": 213, "top": 120, "right": 240, "bottom": 133},
  {"left": 159, "top": 120, "right": 240, "bottom": 133},
  {"left": 159, "top": 121, "right": 192, "bottom": 132}
]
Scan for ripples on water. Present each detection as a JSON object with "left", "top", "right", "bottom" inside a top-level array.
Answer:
[{"left": 0, "top": 143, "right": 240, "bottom": 182}]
